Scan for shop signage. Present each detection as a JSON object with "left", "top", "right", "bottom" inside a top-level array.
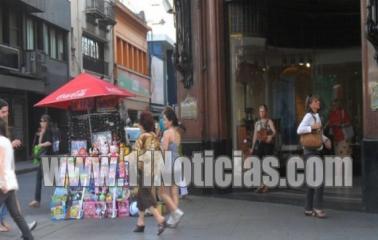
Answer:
[
  {"left": 117, "top": 69, "right": 150, "bottom": 98},
  {"left": 180, "top": 95, "right": 198, "bottom": 120}
]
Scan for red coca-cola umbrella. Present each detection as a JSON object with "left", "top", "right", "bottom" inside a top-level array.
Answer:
[
  {"left": 35, "top": 72, "right": 136, "bottom": 138},
  {"left": 34, "top": 72, "right": 135, "bottom": 109}
]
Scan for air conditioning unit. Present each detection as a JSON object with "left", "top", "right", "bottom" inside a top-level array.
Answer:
[{"left": 0, "top": 44, "right": 20, "bottom": 71}]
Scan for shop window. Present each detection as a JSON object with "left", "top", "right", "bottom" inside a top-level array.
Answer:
[
  {"left": 43, "top": 24, "right": 49, "bottom": 54},
  {"left": 9, "top": 9, "right": 20, "bottom": 47},
  {"left": 36, "top": 21, "right": 44, "bottom": 51},
  {"left": 1, "top": 6, "right": 21, "bottom": 47},
  {"left": 26, "top": 18, "right": 34, "bottom": 50},
  {"left": 57, "top": 32, "right": 64, "bottom": 61},
  {"left": 49, "top": 28, "right": 56, "bottom": 59},
  {"left": 82, "top": 35, "right": 103, "bottom": 60}
]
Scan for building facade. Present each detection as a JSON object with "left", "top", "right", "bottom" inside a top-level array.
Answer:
[
  {"left": 174, "top": 0, "right": 378, "bottom": 212},
  {"left": 114, "top": 1, "right": 151, "bottom": 123},
  {"left": 0, "top": 0, "right": 70, "bottom": 161},
  {"left": 70, "top": 0, "right": 116, "bottom": 81}
]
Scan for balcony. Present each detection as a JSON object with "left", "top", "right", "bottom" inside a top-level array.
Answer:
[
  {"left": 23, "top": 50, "right": 47, "bottom": 78},
  {"left": 18, "top": 0, "right": 46, "bottom": 12},
  {"left": 0, "top": 44, "right": 20, "bottom": 71},
  {"left": 100, "top": 1, "right": 116, "bottom": 26},
  {"left": 85, "top": 0, "right": 105, "bottom": 19},
  {"left": 83, "top": 55, "right": 108, "bottom": 76}
]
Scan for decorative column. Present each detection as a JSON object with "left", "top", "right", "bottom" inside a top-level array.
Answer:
[{"left": 361, "top": 0, "right": 378, "bottom": 212}]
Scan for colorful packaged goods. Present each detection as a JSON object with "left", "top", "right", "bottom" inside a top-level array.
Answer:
[{"left": 50, "top": 188, "right": 68, "bottom": 220}]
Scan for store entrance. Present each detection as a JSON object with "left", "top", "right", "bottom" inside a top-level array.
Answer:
[{"left": 225, "top": 0, "right": 363, "bottom": 210}]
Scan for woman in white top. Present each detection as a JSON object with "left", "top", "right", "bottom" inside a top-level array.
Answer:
[
  {"left": 0, "top": 118, "right": 34, "bottom": 239},
  {"left": 297, "top": 95, "right": 332, "bottom": 218}
]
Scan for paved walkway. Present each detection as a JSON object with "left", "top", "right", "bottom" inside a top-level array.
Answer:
[{"left": 2, "top": 171, "right": 378, "bottom": 240}]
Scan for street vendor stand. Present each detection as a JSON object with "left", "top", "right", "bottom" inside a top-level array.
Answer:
[{"left": 34, "top": 72, "right": 136, "bottom": 220}]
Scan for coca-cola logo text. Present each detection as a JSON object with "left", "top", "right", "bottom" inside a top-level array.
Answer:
[{"left": 56, "top": 89, "right": 88, "bottom": 100}]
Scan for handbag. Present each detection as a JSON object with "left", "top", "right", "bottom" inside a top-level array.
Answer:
[
  {"left": 299, "top": 114, "right": 323, "bottom": 149},
  {"left": 300, "top": 131, "right": 322, "bottom": 149},
  {"left": 256, "top": 120, "right": 273, "bottom": 143}
]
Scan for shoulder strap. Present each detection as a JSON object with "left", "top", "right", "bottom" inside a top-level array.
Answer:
[
  {"left": 265, "top": 119, "right": 270, "bottom": 129},
  {"left": 311, "top": 114, "right": 317, "bottom": 123}
]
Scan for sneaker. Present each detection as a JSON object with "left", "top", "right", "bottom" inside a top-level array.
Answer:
[
  {"left": 28, "top": 221, "right": 37, "bottom": 231},
  {"left": 170, "top": 209, "right": 184, "bottom": 228},
  {"left": 166, "top": 215, "right": 174, "bottom": 228}
]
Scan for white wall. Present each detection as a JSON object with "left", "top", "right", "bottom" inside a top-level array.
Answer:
[{"left": 119, "top": 0, "right": 176, "bottom": 42}]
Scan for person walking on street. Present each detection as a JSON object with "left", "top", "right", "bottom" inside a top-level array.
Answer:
[
  {"left": 133, "top": 111, "right": 167, "bottom": 235},
  {"left": 297, "top": 95, "right": 332, "bottom": 218},
  {"left": 160, "top": 107, "right": 185, "bottom": 228},
  {"left": 0, "top": 118, "right": 34, "bottom": 240},
  {"left": 0, "top": 98, "right": 37, "bottom": 233}
]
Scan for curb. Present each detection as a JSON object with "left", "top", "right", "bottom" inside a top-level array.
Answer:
[{"left": 15, "top": 166, "right": 38, "bottom": 175}]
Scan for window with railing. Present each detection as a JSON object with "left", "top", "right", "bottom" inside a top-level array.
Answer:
[
  {"left": 116, "top": 37, "right": 148, "bottom": 76},
  {"left": 25, "top": 17, "right": 67, "bottom": 61},
  {"left": 82, "top": 35, "right": 107, "bottom": 75}
]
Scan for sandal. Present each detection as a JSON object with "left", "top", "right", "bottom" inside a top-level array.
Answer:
[
  {"left": 157, "top": 220, "right": 167, "bottom": 236},
  {"left": 133, "top": 225, "right": 145, "bottom": 233},
  {"left": 28, "top": 200, "right": 40, "bottom": 208},
  {"left": 255, "top": 185, "right": 269, "bottom": 193},
  {"left": 312, "top": 209, "right": 327, "bottom": 218},
  {"left": 0, "top": 224, "right": 9, "bottom": 232}
]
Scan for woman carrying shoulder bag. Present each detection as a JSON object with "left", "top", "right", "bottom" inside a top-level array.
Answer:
[
  {"left": 297, "top": 95, "right": 332, "bottom": 218},
  {"left": 251, "top": 104, "right": 276, "bottom": 193}
]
